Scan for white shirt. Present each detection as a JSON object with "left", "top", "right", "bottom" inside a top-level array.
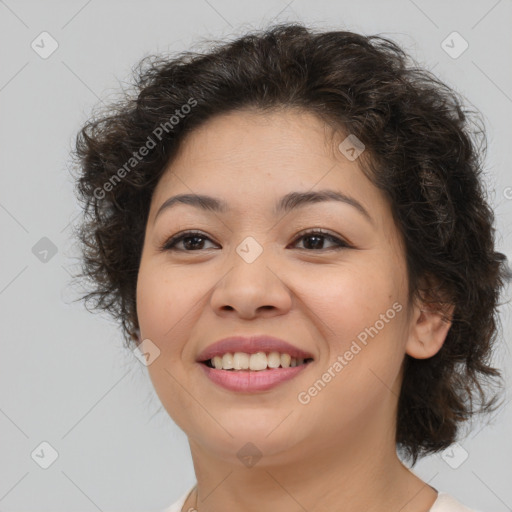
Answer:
[{"left": 161, "top": 484, "right": 480, "bottom": 512}]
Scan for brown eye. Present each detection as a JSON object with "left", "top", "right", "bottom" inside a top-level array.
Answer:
[
  {"left": 161, "top": 231, "right": 218, "bottom": 251},
  {"left": 160, "top": 229, "right": 351, "bottom": 252},
  {"left": 291, "top": 230, "right": 351, "bottom": 251}
]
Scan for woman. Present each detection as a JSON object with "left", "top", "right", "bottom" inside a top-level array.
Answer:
[{"left": 72, "top": 22, "right": 507, "bottom": 512}]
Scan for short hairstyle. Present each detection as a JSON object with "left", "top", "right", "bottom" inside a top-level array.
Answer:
[{"left": 72, "top": 22, "right": 509, "bottom": 463}]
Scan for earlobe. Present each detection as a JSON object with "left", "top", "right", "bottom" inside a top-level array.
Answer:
[{"left": 405, "top": 299, "right": 455, "bottom": 360}]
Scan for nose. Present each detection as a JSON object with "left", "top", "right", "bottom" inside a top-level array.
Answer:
[{"left": 209, "top": 243, "right": 292, "bottom": 319}]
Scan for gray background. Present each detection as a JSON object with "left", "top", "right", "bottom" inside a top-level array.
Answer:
[{"left": 1, "top": 0, "right": 511, "bottom": 511}]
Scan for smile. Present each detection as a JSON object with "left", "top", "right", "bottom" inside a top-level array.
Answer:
[{"left": 198, "top": 353, "right": 314, "bottom": 392}]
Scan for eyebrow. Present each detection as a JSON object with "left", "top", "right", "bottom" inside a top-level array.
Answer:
[{"left": 154, "top": 189, "right": 374, "bottom": 225}]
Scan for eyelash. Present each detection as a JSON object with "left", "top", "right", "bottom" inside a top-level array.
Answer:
[{"left": 159, "top": 229, "right": 352, "bottom": 252}]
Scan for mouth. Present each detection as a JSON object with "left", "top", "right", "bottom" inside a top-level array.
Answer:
[
  {"left": 195, "top": 335, "right": 315, "bottom": 392},
  {"left": 195, "top": 335, "right": 315, "bottom": 365}
]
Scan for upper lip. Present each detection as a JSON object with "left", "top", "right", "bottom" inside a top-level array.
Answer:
[{"left": 196, "top": 335, "right": 315, "bottom": 362}]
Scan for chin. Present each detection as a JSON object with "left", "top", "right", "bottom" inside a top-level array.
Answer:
[{"left": 193, "top": 419, "right": 307, "bottom": 462}]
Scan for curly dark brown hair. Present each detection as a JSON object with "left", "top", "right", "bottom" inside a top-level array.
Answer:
[{"left": 71, "top": 22, "right": 508, "bottom": 464}]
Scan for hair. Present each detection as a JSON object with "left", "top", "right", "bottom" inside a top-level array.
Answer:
[{"left": 71, "top": 22, "right": 509, "bottom": 464}]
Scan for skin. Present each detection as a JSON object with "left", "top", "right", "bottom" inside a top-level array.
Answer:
[{"left": 136, "top": 108, "right": 454, "bottom": 512}]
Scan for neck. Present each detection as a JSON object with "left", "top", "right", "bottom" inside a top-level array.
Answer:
[{"left": 183, "top": 428, "right": 438, "bottom": 512}]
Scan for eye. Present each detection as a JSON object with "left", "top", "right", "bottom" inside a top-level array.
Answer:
[
  {"left": 160, "top": 230, "right": 218, "bottom": 252},
  {"left": 160, "top": 229, "right": 351, "bottom": 252},
  {"left": 289, "top": 229, "right": 351, "bottom": 251}
]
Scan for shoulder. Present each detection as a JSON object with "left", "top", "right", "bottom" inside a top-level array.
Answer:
[
  {"left": 430, "top": 492, "right": 481, "bottom": 512},
  {"left": 160, "top": 484, "right": 196, "bottom": 512}
]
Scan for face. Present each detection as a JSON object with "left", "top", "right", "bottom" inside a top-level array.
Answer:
[{"left": 136, "top": 108, "right": 417, "bottom": 464}]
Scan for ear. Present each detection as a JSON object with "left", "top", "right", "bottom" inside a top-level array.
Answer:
[{"left": 405, "top": 276, "right": 455, "bottom": 360}]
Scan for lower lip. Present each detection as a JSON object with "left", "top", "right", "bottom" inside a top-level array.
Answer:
[{"left": 198, "top": 363, "right": 311, "bottom": 392}]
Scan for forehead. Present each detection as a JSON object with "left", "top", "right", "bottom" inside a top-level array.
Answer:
[
  {"left": 149, "top": 108, "right": 387, "bottom": 225},
  {"left": 172, "top": 107, "right": 342, "bottom": 165}
]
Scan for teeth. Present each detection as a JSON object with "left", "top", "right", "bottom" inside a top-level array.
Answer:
[
  {"left": 233, "top": 352, "right": 249, "bottom": 370},
  {"left": 222, "top": 353, "right": 234, "bottom": 370},
  {"left": 208, "top": 352, "right": 309, "bottom": 371},
  {"left": 249, "top": 352, "right": 267, "bottom": 371},
  {"left": 267, "top": 352, "right": 281, "bottom": 368}
]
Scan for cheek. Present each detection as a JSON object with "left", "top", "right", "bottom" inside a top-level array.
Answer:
[
  {"left": 135, "top": 262, "right": 202, "bottom": 427},
  {"left": 293, "top": 267, "right": 407, "bottom": 437},
  {"left": 136, "top": 266, "right": 168, "bottom": 337},
  {"left": 304, "top": 262, "right": 407, "bottom": 388},
  {"left": 307, "top": 264, "right": 404, "bottom": 341},
  {"left": 136, "top": 261, "right": 197, "bottom": 348}
]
